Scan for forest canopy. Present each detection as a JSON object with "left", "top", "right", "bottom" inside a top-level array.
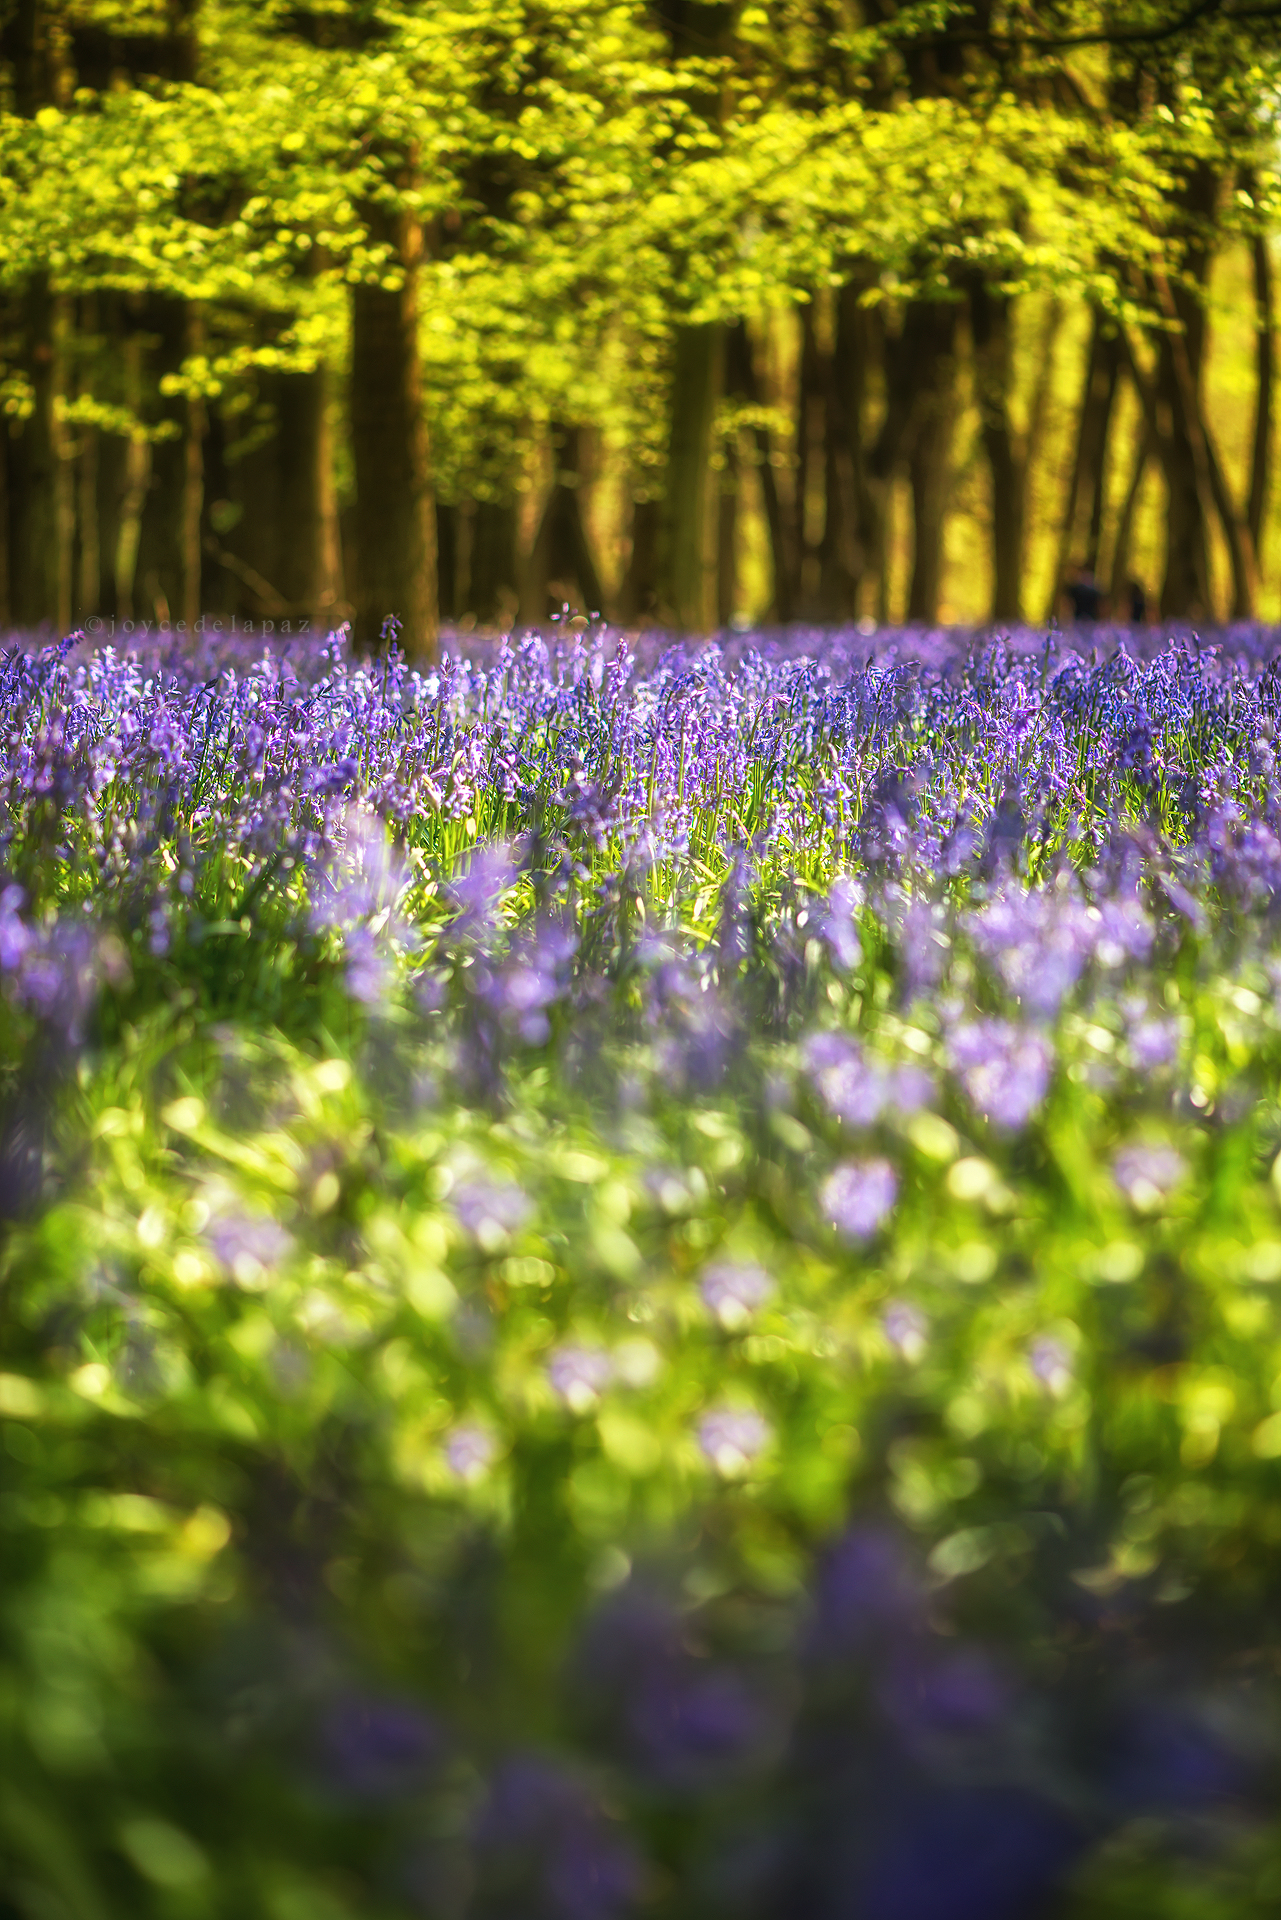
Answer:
[{"left": 1, "top": 0, "right": 1280, "bottom": 651}]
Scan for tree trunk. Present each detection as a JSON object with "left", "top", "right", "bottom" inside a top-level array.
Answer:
[
  {"left": 792, "top": 302, "right": 825, "bottom": 616},
  {"left": 817, "top": 281, "right": 873, "bottom": 622},
  {"left": 725, "top": 320, "right": 792, "bottom": 621},
  {"left": 1049, "top": 311, "right": 1122, "bottom": 618},
  {"left": 470, "top": 500, "right": 518, "bottom": 625},
  {"left": 521, "top": 425, "right": 606, "bottom": 624},
  {"left": 277, "top": 367, "right": 340, "bottom": 625},
  {"left": 870, "top": 298, "right": 956, "bottom": 624},
  {"left": 0, "top": 394, "right": 9, "bottom": 628},
  {"left": 349, "top": 191, "right": 437, "bottom": 656},
  {"left": 621, "top": 496, "right": 660, "bottom": 623},
  {"left": 903, "top": 304, "right": 958, "bottom": 624},
  {"left": 1148, "top": 253, "right": 1257, "bottom": 620},
  {"left": 717, "top": 438, "right": 738, "bottom": 629},
  {"left": 75, "top": 420, "right": 100, "bottom": 623},
  {"left": 436, "top": 503, "right": 458, "bottom": 622},
  {"left": 969, "top": 279, "right": 1025, "bottom": 624},
  {"left": 1152, "top": 333, "right": 1212, "bottom": 618},
  {"left": 135, "top": 294, "right": 203, "bottom": 627},
  {"left": 656, "top": 322, "right": 723, "bottom": 632},
  {"left": 1249, "top": 223, "right": 1274, "bottom": 567},
  {"left": 8, "top": 278, "right": 73, "bottom": 632},
  {"left": 1109, "top": 420, "right": 1154, "bottom": 609}
]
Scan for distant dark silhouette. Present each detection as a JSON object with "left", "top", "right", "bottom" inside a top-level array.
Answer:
[
  {"left": 1064, "top": 564, "right": 1105, "bottom": 623},
  {"left": 1127, "top": 578, "right": 1147, "bottom": 624}
]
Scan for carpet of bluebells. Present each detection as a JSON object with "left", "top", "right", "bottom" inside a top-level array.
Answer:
[{"left": 10, "top": 617, "right": 1281, "bottom": 1917}]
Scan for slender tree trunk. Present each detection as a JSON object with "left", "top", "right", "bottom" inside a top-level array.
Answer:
[
  {"left": 1151, "top": 256, "right": 1257, "bottom": 619},
  {"left": 1153, "top": 332, "right": 1211, "bottom": 618},
  {"left": 817, "top": 280, "right": 873, "bottom": 622},
  {"left": 180, "top": 306, "right": 205, "bottom": 628},
  {"left": 717, "top": 438, "right": 738, "bottom": 629},
  {"left": 1020, "top": 298, "right": 1064, "bottom": 599},
  {"left": 621, "top": 496, "right": 660, "bottom": 623},
  {"left": 349, "top": 188, "right": 438, "bottom": 655},
  {"left": 969, "top": 279, "right": 1026, "bottom": 623},
  {"left": 1249, "top": 224, "right": 1274, "bottom": 568},
  {"left": 0, "top": 396, "right": 9, "bottom": 628},
  {"left": 725, "top": 319, "right": 792, "bottom": 621},
  {"left": 904, "top": 305, "right": 958, "bottom": 623},
  {"left": 522, "top": 425, "right": 606, "bottom": 623},
  {"left": 436, "top": 503, "right": 458, "bottom": 622},
  {"left": 135, "top": 294, "right": 203, "bottom": 627},
  {"left": 217, "top": 372, "right": 284, "bottom": 616},
  {"left": 197, "top": 402, "right": 236, "bottom": 617},
  {"left": 75, "top": 423, "right": 100, "bottom": 622},
  {"left": 470, "top": 500, "right": 518, "bottom": 625},
  {"left": 8, "top": 278, "right": 73, "bottom": 632},
  {"left": 870, "top": 298, "right": 956, "bottom": 623},
  {"left": 792, "top": 302, "right": 825, "bottom": 615},
  {"left": 1049, "top": 312, "right": 1122, "bottom": 617},
  {"left": 107, "top": 318, "right": 151, "bottom": 622},
  {"left": 657, "top": 322, "right": 724, "bottom": 632},
  {"left": 277, "top": 367, "right": 340, "bottom": 625},
  {"left": 1109, "top": 419, "right": 1154, "bottom": 608}
]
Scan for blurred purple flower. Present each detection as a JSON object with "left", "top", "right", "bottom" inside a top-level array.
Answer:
[
  {"left": 0, "top": 887, "right": 32, "bottom": 970},
  {"left": 473, "top": 1757, "right": 642, "bottom": 1920},
  {"left": 449, "top": 842, "right": 516, "bottom": 936},
  {"left": 700, "top": 1260, "right": 774, "bottom": 1328},
  {"left": 697, "top": 1406, "right": 771, "bottom": 1475},
  {"left": 628, "top": 1662, "right": 767, "bottom": 1786},
  {"left": 879, "top": 1647, "right": 1011, "bottom": 1745},
  {"left": 822, "top": 1157, "right": 898, "bottom": 1239},
  {"left": 1113, "top": 1144, "right": 1186, "bottom": 1206},
  {"left": 970, "top": 890, "right": 1091, "bottom": 1019},
  {"left": 857, "top": 1784, "right": 1081, "bottom": 1920},
  {"left": 1105, "top": 1701, "right": 1247, "bottom": 1813},
  {"left": 1029, "top": 1336, "right": 1073, "bottom": 1394},
  {"left": 446, "top": 1424, "right": 498, "bottom": 1481},
  {"left": 548, "top": 1345, "right": 613, "bottom": 1412},
  {"left": 1128, "top": 1016, "right": 1178, "bottom": 1071},
  {"left": 888, "top": 1064, "right": 935, "bottom": 1113},
  {"left": 883, "top": 1300, "right": 927, "bottom": 1360},
  {"left": 206, "top": 1213, "right": 293, "bottom": 1285},
  {"left": 321, "top": 1692, "right": 441, "bottom": 1800},
  {"left": 807, "top": 1524, "right": 924, "bottom": 1658},
  {"left": 343, "top": 925, "right": 394, "bottom": 1006},
  {"left": 949, "top": 1020, "right": 1051, "bottom": 1130},
  {"left": 819, "top": 877, "right": 864, "bottom": 971},
  {"left": 452, "top": 1178, "right": 531, "bottom": 1245}
]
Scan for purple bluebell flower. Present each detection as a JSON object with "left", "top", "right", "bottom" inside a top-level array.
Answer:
[
  {"left": 1113, "top": 1144, "right": 1186, "bottom": 1206},
  {"left": 473, "top": 1758, "right": 642, "bottom": 1920},
  {"left": 548, "top": 1345, "right": 613, "bottom": 1412},
  {"left": 857, "top": 1784, "right": 1081, "bottom": 1920},
  {"left": 452, "top": 1178, "right": 531, "bottom": 1244},
  {"left": 700, "top": 1260, "right": 774, "bottom": 1328},
  {"left": 206, "top": 1214, "right": 293, "bottom": 1285},
  {"left": 807, "top": 1524, "right": 924, "bottom": 1657},
  {"left": 320, "top": 1691, "right": 441, "bottom": 1800},
  {"left": 822, "top": 1157, "right": 898, "bottom": 1239},
  {"left": 806, "top": 1033, "right": 889, "bottom": 1128},
  {"left": 446, "top": 1424, "right": 498, "bottom": 1481},
  {"left": 949, "top": 1020, "right": 1052, "bottom": 1130},
  {"left": 697, "top": 1406, "right": 771, "bottom": 1474},
  {"left": 1127, "top": 1016, "right": 1178, "bottom": 1071},
  {"left": 0, "top": 887, "right": 31, "bottom": 970},
  {"left": 819, "top": 876, "right": 864, "bottom": 971},
  {"left": 883, "top": 1300, "right": 927, "bottom": 1360},
  {"left": 1029, "top": 1336, "right": 1073, "bottom": 1394}
]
